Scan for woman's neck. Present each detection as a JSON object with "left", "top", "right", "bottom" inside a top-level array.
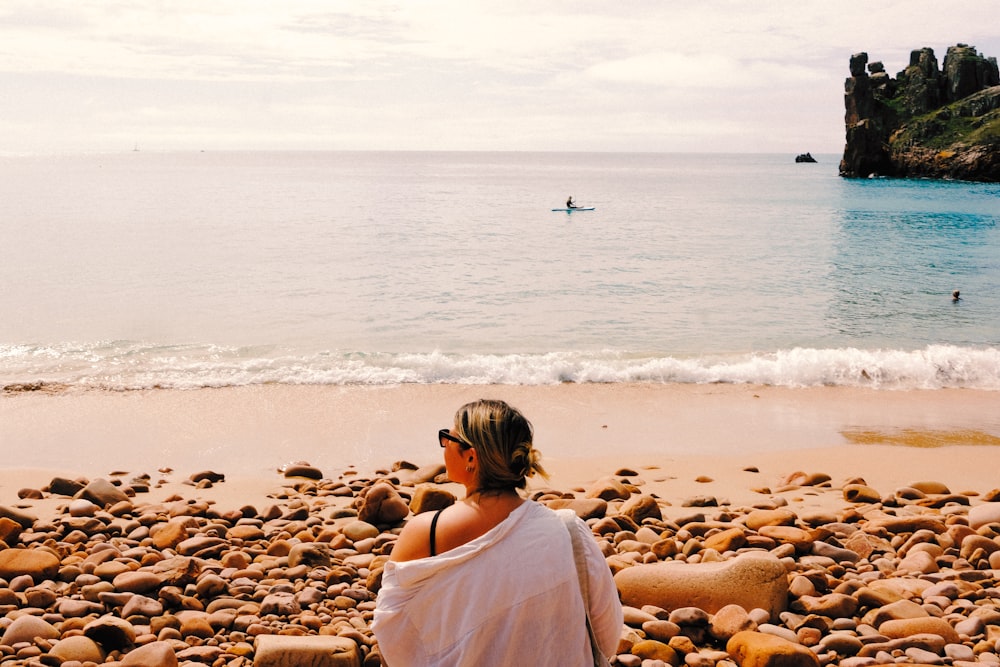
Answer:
[{"left": 465, "top": 487, "right": 518, "bottom": 504}]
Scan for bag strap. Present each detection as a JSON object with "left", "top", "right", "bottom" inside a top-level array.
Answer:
[{"left": 557, "top": 509, "right": 611, "bottom": 667}]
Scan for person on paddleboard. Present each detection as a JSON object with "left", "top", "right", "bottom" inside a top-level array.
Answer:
[{"left": 566, "top": 196, "right": 577, "bottom": 209}]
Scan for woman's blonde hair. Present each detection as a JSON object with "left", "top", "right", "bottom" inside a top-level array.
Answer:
[{"left": 453, "top": 399, "right": 547, "bottom": 492}]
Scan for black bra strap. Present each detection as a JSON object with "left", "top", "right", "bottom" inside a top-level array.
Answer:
[{"left": 429, "top": 509, "right": 444, "bottom": 557}]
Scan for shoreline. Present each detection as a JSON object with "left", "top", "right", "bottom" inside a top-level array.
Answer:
[
  {"left": 3, "top": 382, "right": 1000, "bottom": 666},
  {"left": 3, "top": 382, "right": 1000, "bottom": 514}
]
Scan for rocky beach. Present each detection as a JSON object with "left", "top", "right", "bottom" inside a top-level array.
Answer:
[{"left": 2, "top": 384, "right": 1000, "bottom": 666}]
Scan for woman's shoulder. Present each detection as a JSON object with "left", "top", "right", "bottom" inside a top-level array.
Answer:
[{"left": 389, "top": 509, "right": 439, "bottom": 563}]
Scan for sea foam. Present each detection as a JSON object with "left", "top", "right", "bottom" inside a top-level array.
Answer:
[{"left": 3, "top": 342, "right": 998, "bottom": 391}]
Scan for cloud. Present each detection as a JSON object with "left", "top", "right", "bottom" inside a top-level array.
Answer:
[
  {"left": 584, "top": 52, "right": 822, "bottom": 90},
  {"left": 0, "top": 0, "right": 998, "bottom": 152}
]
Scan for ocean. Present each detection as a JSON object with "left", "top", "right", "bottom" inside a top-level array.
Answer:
[{"left": 2, "top": 151, "right": 999, "bottom": 391}]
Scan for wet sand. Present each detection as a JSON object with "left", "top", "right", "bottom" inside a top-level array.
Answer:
[{"left": 3, "top": 383, "right": 1000, "bottom": 514}]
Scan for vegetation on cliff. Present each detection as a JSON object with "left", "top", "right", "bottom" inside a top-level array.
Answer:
[{"left": 840, "top": 44, "right": 1000, "bottom": 182}]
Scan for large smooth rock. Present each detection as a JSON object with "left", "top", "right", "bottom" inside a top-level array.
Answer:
[
  {"left": 408, "top": 484, "right": 456, "bottom": 515},
  {"left": 620, "top": 495, "right": 662, "bottom": 523},
  {"left": 49, "top": 635, "right": 105, "bottom": 663},
  {"left": 969, "top": 502, "right": 1000, "bottom": 529},
  {"left": 76, "top": 478, "right": 129, "bottom": 507},
  {"left": 546, "top": 497, "right": 608, "bottom": 520},
  {"left": 878, "top": 617, "right": 960, "bottom": 643},
  {"left": 83, "top": 614, "right": 137, "bottom": 651},
  {"left": 0, "top": 548, "right": 60, "bottom": 580},
  {"left": 253, "top": 635, "right": 360, "bottom": 667},
  {"left": 0, "top": 615, "right": 59, "bottom": 646},
  {"left": 727, "top": 630, "right": 820, "bottom": 667},
  {"left": 615, "top": 552, "right": 789, "bottom": 619},
  {"left": 357, "top": 482, "right": 409, "bottom": 525}
]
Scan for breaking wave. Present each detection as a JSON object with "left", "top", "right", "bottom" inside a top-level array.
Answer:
[{"left": 3, "top": 342, "right": 1000, "bottom": 391}]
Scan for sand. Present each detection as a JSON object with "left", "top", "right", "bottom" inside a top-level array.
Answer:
[
  {"left": 3, "top": 383, "right": 1000, "bottom": 667},
  {"left": 3, "top": 383, "right": 1000, "bottom": 518}
]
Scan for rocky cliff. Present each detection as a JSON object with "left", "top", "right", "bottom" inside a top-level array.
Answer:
[{"left": 840, "top": 44, "right": 1000, "bottom": 181}]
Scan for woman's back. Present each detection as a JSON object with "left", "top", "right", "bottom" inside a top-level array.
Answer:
[{"left": 373, "top": 501, "right": 621, "bottom": 666}]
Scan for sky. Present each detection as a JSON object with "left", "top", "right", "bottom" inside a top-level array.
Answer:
[{"left": 2, "top": 1, "right": 999, "bottom": 154}]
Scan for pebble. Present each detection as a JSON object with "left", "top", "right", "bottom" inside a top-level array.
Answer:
[{"left": 0, "top": 464, "right": 998, "bottom": 667}]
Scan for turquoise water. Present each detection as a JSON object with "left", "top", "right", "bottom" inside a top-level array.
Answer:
[{"left": 1, "top": 151, "right": 998, "bottom": 389}]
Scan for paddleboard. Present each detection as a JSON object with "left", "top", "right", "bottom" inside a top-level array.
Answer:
[{"left": 551, "top": 207, "right": 595, "bottom": 212}]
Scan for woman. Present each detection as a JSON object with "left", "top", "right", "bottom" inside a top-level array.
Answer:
[{"left": 372, "top": 399, "right": 622, "bottom": 666}]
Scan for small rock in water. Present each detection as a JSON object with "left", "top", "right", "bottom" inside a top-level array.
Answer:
[
  {"left": 282, "top": 463, "right": 323, "bottom": 479},
  {"left": 843, "top": 484, "right": 881, "bottom": 503},
  {"left": 188, "top": 470, "right": 225, "bottom": 483}
]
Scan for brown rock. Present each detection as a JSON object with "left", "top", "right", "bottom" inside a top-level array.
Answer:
[
  {"left": 0, "top": 615, "right": 60, "bottom": 646},
  {"left": 357, "top": 482, "right": 410, "bottom": 525},
  {"left": 643, "top": 620, "right": 681, "bottom": 642},
  {"left": 856, "top": 588, "right": 909, "bottom": 613},
  {"left": 793, "top": 593, "right": 858, "bottom": 619},
  {"left": 77, "top": 478, "right": 129, "bottom": 507},
  {"left": 288, "top": 542, "right": 332, "bottom": 568},
  {"left": 121, "top": 594, "right": 164, "bottom": 618},
  {"left": 959, "top": 534, "right": 1000, "bottom": 561},
  {"left": 615, "top": 552, "right": 788, "bottom": 620},
  {"left": 909, "top": 480, "right": 951, "bottom": 494},
  {"left": 727, "top": 630, "right": 820, "bottom": 667},
  {"left": 83, "top": 614, "right": 137, "bottom": 651},
  {"left": 969, "top": 502, "right": 1000, "bottom": 529},
  {"left": 253, "top": 635, "right": 360, "bottom": 667},
  {"left": 48, "top": 476, "right": 86, "bottom": 496},
  {"left": 177, "top": 535, "right": 226, "bottom": 557},
  {"left": 227, "top": 524, "right": 266, "bottom": 540},
  {"left": 546, "top": 497, "right": 608, "bottom": 520},
  {"left": 49, "top": 635, "right": 105, "bottom": 664},
  {"left": 283, "top": 464, "right": 323, "bottom": 480},
  {"left": 878, "top": 617, "right": 960, "bottom": 643},
  {"left": 0, "top": 505, "right": 36, "bottom": 529},
  {"left": 177, "top": 612, "right": 215, "bottom": 639},
  {"left": 865, "top": 515, "right": 946, "bottom": 534},
  {"left": 704, "top": 527, "right": 746, "bottom": 553},
  {"left": 261, "top": 592, "right": 301, "bottom": 617},
  {"left": 843, "top": 532, "right": 892, "bottom": 560},
  {"left": 189, "top": 470, "right": 225, "bottom": 483},
  {"left": 710, "top": 604, "right": 757, "bottom": 641},
  {"left": 342, "top": 520, "right": 380, "bottom": 542},
  {"left": 0, "top": 517, "right": 22, "bottom": 545},
  {"left": 843, "top": 484, "right": 881, "bottom": 503},
  {"left": 745, "top": 509, "right": 797, "bottom": 530},
  {"left": 758, "top": 525, "right": 814, "bottom": 553},
  {"left": 0, "top": 548, "right": 60, "bottom": 580},
  {"left": 121, "top": 640, "right": 180, "bottom": 667},
  {"left": 632, "top": 639, "right": 680, "bottom": 665},
  {"left": 403, "top": 463, "right": 447, "bottom": 484},
  {"left": 152, "top": 517, "right": 191, "bottom": 550},
  {"left": 408, "top": 485, "right": 456, "bottom": 514},
  {"left": 896, "top": 549, "right": 939, "bottom": 574},
  {"left": 113, "top": 571, "right": 164, "bottom": 594},
  {"left": 586, "top": 476, "right": 631, "bottom": 501},
  {"left": 620, "top": 494, "right": 662, "bottom": 524}
]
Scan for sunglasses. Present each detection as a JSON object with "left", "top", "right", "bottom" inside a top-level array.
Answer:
[{"left": 439, "top": 428, "right": 469, "bottom": 448}]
